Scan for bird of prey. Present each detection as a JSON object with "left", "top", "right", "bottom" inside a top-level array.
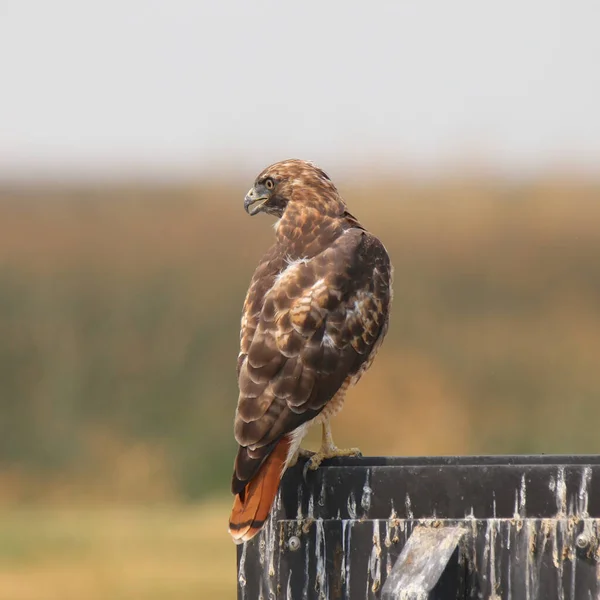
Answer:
[{"left": 229, "top": 159, "right": 392, "bottom": 544}]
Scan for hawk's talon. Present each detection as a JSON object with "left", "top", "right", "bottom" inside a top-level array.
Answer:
[
  {"left": 302, "top": 460, "right": 312, "bottom": 483},
  {"left": 288, "top": 447, "right": 315, "bottom": 468},
  {"left": 298, "top": 448, "right": 316, "bottom": 459},
  {"left": 306, "top": 446, "right": 363, "bottom": 472}
]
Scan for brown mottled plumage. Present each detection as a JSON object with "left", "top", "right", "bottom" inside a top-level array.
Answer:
[{"left": 229, "top": 159, "right": 392, "bottom": 543}]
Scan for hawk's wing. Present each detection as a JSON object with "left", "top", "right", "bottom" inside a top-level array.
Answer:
[{"left": 232, "top": 227, "right": 391, "bottom": 493}]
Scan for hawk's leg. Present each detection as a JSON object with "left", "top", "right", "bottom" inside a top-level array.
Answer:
[{"left": 305, "top": 420, "right": 361, "bottom": 472}]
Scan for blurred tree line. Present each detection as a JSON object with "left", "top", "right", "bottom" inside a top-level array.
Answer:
[{"left": 1, "top": 178, "right": 599, "bottom": 504}]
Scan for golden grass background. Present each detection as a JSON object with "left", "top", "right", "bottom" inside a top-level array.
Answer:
[{"left": 0, "top": 176, "right": 599, "bottom": 597}]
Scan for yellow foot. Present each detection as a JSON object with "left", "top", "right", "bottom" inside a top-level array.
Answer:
[
  {"left": 287, "top": 447, "right": 315, "bottom": 468},
  {"left": 306, "top": 446, "right": 362, "bottom": 471},
  {"left": 302, "top": 420, "right": 362, "bottom": 479}
]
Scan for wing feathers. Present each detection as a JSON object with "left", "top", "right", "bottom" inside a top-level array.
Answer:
[{"left": 232, "top": 226, "right": 392, "bottom": 516}]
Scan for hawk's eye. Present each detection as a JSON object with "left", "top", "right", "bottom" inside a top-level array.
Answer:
[{"left": 264, "top": 178, "right": 274, "bottom": 190}]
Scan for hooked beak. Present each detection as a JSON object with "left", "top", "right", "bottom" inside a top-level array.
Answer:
[{"left": 244, "top": 185, "right": 269, "bottom": 216}]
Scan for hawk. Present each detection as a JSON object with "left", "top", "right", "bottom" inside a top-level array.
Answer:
[{"left": 229, "top": 159, "right": 392, "bottom": 543}]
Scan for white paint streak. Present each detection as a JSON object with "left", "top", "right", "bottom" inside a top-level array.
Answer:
[
  {"left": 286, "top": 570, "right": 293, "bottom": 600},
  {"left": 318, "top": 478, "right": 326, "bottom": 507},
  {"left": 405, "top": 493, "right": 414, "bottom": 519},
  {"left": 361, "top": 468, "right": 372, "bottom": 514},
  {"left": 315, "top": 520, "right": 328, "bottom": 599},
  {"left": 258, "top": 528, "right": 266, "bottom": 566},
  {"left": 347, "top": 490, "right": 357, "bottom": 519},
  {"left": 302, "top": 537, "right": 310, "bottom": 599},
  {"left": 267, "top": 502, "right": 276, "bottom": 580},
  {"left": 238, "top": 542, "right": 247, "bottom": 590},
  {"left": 578, "top": 466, "right": 592, "bottom": 517},
  {"left": 556, "top": 467, "right": 567, "bottom": 517},
  {"left": 341, "top": 520, "right": 353, "bottom": 590},
  {"left": 514, "top": 474, "right": 527, "bottom": 520},
  {"left": 308, "top": 491, "right": 315, "bottom": 521},
  {"left": 369, "top": 521, "right": 382, "bottom": 593},
  {"left": 296, "top": 484, "right": 304, "bottom": 522}
]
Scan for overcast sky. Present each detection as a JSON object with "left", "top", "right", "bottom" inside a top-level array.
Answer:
[{"left": 1, "top": 1, "right": 599, "bottom": 181}]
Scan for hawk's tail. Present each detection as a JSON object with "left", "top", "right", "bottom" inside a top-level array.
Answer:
[{"left": 229, "top": 436, "right": 291, "bottom": 544}]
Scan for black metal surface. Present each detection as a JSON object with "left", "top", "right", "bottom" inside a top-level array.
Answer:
[{"left": 236, "top": 455, "right": 600, "bottom": 599}]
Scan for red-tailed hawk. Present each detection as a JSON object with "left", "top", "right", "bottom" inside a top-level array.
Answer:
[{"left": 229, "top": 159, "right": 392, "bottom": 543}]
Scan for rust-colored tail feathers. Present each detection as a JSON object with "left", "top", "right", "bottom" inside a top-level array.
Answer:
[{"left": 229, "top": 437, "right": 291, "bottom": 544}]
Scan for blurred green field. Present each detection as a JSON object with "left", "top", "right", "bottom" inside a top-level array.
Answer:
[
  {"left": 0, "top": 502, "right": 235, "bottom": 600},
  {"left": 2, "top": 178, "right": 600, "bottom": 501},
  {"left": 0, "top": 176, "right": 599, "bottom": 596}
]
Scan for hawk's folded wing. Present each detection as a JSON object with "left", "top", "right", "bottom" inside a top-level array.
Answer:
[{"left": 232, "top": 227, "right": 391, "bottom": 493}]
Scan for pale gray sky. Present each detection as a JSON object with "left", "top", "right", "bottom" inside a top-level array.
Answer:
[{"left": 1, "top": 1, "right": 599, "bottom": 181}]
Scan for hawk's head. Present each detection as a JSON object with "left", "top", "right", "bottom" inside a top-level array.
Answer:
[{"left": 244, "top": 159, "right": 343, "bottom": 218}]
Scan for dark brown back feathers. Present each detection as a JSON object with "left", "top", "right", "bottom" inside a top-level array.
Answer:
[{"left": 232, "top": 160, "right": 392, "bottom": 495}]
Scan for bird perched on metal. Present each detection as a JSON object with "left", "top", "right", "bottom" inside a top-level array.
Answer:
[{"left": 229, "top": 159, "right": 393, "bottom": 544}]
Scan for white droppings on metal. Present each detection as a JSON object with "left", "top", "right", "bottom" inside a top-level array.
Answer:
[
  {"left": 361, "top": 468, "right": 372, "bottom": 514},
  {"left": 347, "top": 490, "right": 357, "bottom": 519},
  {"left": 397, "top": 590, "right": 429, "bottom": 600},
  {"left": 578, "top": 466, "right": 592, "bottom": 518},
  {"left": 315, "top": 519, "right": 328, "bottom": 599},
  {"left": 237, "top": 462, "right": 600, "bottom": 597},
  {"left": 555, "top": 466, "right": 567, "bottom": 517},
  {"left": 296, "top": 484, "right": 304, "bottom": 522},
  {"left": 384, "top": 518, "right": 392, "bottom": 549},
  {"left": 512, "top": 474, "right": 527, "bottom": 532},
  {"left": 525, "top": 518, "right": 542, "bottom": 600},
  {"left": 526, "top": 519, "right": 556, "bottom": 598},
  {"left": 369, "top": 520, "right": 382, "bottom": 593},
  {"left": 302, "top": 534, "right": 310, "bottom": 599},
  {"left": 238, "top": 542, "right": 247, "bottom": 591},
  {"left": 266, "top": 506, "right": 277, "bottom": 579},
  {"left": 482, "top": 518, "right": 499, "bottom": 598},
  {"left": 545, "top": 517, "right": 561, "bottom": 570},
  {"left": 318, "top": 478, "right": 326, "bottom": 507},
  {"left": 524, "top": 526, "right": 531, "bottom": 600},
  {"left": 555, "top": 522, "right": 566, "bottom": 591},
  {"left": 405, "top": 493, "right": 414, "bottom": 519},
  {"left": 259, "top": 528, "right": 266, "bottom": 565},
  {"left": 513, "top": 474, "right": 527, "bottom": 524},
  {"left": 385, "top": 507, "right": 400, "bottom": 547},
  {"left": 570, "top": 545, "right": 577, "bottom": 600},
  {"left": 341, "top": 519, "right": 348, "bottom": 584},
  {"left": 463, "top": 507, "right": 478, "bottom": 576},
  {"left": 341, "top": 519, "right": 353, "bottom": 590},
  {"left": 519, "top": 474, "right": 527, "bottom": 517},
  {"left": 308, "top": 491, "right": 315, "bottom": 521}
]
